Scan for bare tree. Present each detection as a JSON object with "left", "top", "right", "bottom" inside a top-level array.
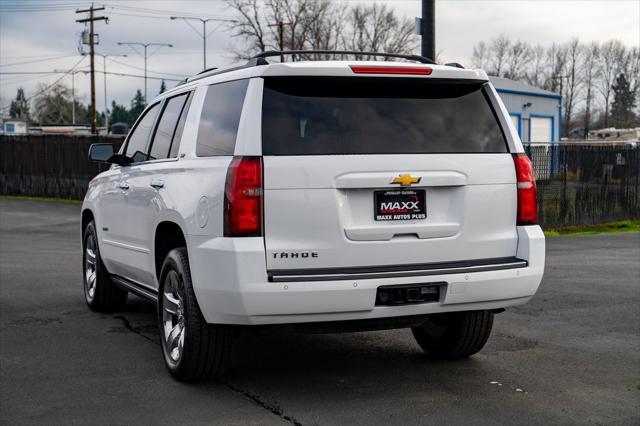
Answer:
[
  {"left": 504, "top": 40, "right": 531, "bottom": 80},
  {"left": 489, "top": 34, "right": 510, "bottom": 76},
  {"left": 468, "top": 34, "right": 637, "bottom": 132},
  {"left": 525, "top": 44, "right": 546, "bottom": 87},
  {"left": 544, "top": 43, "right": 567, "bottom": 94},
  {"left": 562, "top": 38, "right": 583, "bottom": 136},
  {"left": 471, "top": 41, "right": 490, "bottom": 69},
  {"left": 597, "top": 40, "right": 625, "bottom": 127},
  {"left": 225, "top": 0, "right": 417, "bottom": 60},
  {"left": 582, "top": 42, "right": 600, "bottom": 133},
  {"left": 225, "top": 0, "right": 269, "bottom": 57},
  {"left": 344, "top": 3, "right": 417, "bottom": 58}
]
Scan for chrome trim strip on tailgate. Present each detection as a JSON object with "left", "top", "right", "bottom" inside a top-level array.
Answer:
[{"left": 268, "top": 257, "right": 528, "bottom": 283}]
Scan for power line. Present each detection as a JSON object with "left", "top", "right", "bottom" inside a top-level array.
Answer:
[
  {"left": 0, "top": 55, "right": 80, "bottom": 67},
  {"left": 110, "top": 5, "right": 230, "bottom": 19},
  {"left": 0, "top": 70, "right": 182, "bottom": 81},
  {"left": 0, "top": 56, "right": 86, "bottom": 112},
  {"left": 106, "top": 57, "right": 189, "bottom": 78}
]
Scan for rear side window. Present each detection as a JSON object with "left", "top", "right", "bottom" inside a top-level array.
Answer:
[
  {"left": 196, "top": 79, "right": 249, "bottom": 156},
  {"left": 125, "top": 102, "right": 161, "bottom": 162},
  {"left": 148, "top": 92, "right": 190, "bottom": 160},
  {"left": 261, "top": 77, "right": 508, "bottom": 155},
  {"left": 170, "top": 93, "right": 192, "bottom": 158}
]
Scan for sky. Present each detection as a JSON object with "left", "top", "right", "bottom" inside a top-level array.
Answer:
[{"left": 1, "top": 0, "right": 639, "bottom": 116}]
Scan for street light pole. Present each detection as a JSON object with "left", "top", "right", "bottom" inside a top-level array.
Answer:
[
  {"left": 97, "top": 54, "right": 127, "bottom": 133},
  {"left": 117, "top": 41, "right": 172, "bottom": 104},
  {"left": 71, "top": 72, "right": 75, "bottom": 125},
  {"left": 54, "top": 69, "right": 90, "bottom": 125},
  {"left": 170, "top": 16, "right": 233, "bottom": 71}
]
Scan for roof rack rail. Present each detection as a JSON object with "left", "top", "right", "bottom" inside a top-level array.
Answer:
[
  {"left": 183, "top": 50, "right": 435, "bottom": 84},
  {"left": 186, "top": 57, "right": 268, "bottom": 83},
  {"left": 196, "top": 67, "right": 218, "bottom": 75},
  {"left": 445, "top": 62, "right": 465, "bottom": 69},
  {"left": 253, "top": 50, "right": 435, "bottom": 64}
]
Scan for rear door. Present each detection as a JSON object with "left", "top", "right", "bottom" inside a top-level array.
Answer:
[
  {"left": 125, "top": 92, "right": 192, "bottom": 286},
  {"left": 261, "top": 76, "right": 518, "bottom": 272}
]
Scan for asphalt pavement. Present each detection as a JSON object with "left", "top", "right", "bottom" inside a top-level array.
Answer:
[{"left": 1, "top": 198, "right": 638, "bottom": 425}]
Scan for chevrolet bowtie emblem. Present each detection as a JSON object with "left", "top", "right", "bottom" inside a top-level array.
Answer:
[{"left": 391, "top": 174, "right": 421, "bottom": 186}]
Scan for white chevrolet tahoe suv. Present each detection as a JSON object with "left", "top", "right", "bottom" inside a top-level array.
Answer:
[{"left": 82, "top": 51, "right": 545, "bottom": 382}]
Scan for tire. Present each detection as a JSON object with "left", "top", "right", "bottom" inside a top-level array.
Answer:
[
  {"left": 82, "top": 221, "right": 127, "bottom": 312},
  {"left": 411, "top": 310, "right": 494, "bottom": 358},
  {"left": 158, "top": 247, "right": 234, "bottom": 382}
]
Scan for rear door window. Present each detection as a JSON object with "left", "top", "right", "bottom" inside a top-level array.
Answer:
[
  {"left": 196, "top": 79, "right": 249, "bottom": 156},
  {"left": 148, "top": 92, "right": 190, "bottom": 160},
  {"left": 261, "top": 77, "right": 508, "bottom": 155},
  {"left": 125, "top": 102, "right": 161, "bottom": 163}
]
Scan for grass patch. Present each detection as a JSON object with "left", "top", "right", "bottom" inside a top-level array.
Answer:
[
  {"left": 544, "top": 220, "right": 640, "bottom": 237},
  {"left": 0, "top": 195, "right": 82, "bottom": 205}
]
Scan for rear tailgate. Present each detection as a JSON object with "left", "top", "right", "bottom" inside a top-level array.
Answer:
[{"left": 260, "top": 76, "right": 517, "bottom": 274}]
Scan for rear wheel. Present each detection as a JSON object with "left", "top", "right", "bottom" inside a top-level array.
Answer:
[
  {"left": 82, "top": 221, "right": 127, "bottom": 312},
  {"left": 159, "top": 247, "right": 234, "bottom": 382},
  {"left": 411, "top": 310, "right": 494, "bottom": 358}
]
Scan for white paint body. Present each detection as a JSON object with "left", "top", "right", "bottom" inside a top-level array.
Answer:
[{"left": 83, "top": 61, "right": 545, "bottom": 325}]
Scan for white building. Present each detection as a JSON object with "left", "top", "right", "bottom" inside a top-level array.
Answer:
[{"left": 491, "top": 76, "right": 562, "bottom": 144}]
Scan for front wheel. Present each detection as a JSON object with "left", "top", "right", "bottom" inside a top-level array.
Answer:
[
  {"left": 411, "top": 310, "right": 494, "bottom": 358},
  {"left": 82, "top": 221, "right": 127, "bottom": 312},
  {"left": 158, "top": 247, "right": 234, "bottom": 382}
]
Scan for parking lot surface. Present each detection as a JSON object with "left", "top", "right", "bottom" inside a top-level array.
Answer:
[{"left": 1, "top": 198, "right": 639, "bottom": 425}]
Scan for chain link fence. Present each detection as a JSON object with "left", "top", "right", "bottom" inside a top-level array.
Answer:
[{"left": 525, "top": 142, "right": 640, "bottom": 227}]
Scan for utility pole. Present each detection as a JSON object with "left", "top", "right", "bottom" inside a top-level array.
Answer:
[
  {"left": 76, "top": 3, "right": 108, "bottom": 135},
  {"left": 268, "top": 21, "right": 293, "bottom": 62},
  {"left": 170, "top": 16, "right": 233, "bottom": 71},
  {"left": 97, "top": 54, "right": 127, "bottom": 133},
  {"left": 418, "top": 0, "right": 435, "bottom": 61},
  {"left": 118, "top": 42, "right": 172, "bottom": 104}
]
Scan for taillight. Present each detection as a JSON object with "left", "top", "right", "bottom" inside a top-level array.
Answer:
[
  {"left": 224, "top": 156, "right": 263, "bottom": 237},
  {"left": 513, "top": 153, "right": 537, "bottom": 225},
  {"left": 350, "top": 65, "right": 432, "bottom": 75}
]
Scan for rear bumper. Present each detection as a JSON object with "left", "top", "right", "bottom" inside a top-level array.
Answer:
[{"left": 188, "top": 226, "right": 545, "bottom": 325}]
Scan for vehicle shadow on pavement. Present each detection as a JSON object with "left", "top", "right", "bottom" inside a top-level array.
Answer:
[{"left": 116, "top": 296, "right": 486, "bottom": 390}]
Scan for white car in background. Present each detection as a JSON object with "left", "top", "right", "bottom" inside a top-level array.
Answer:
[{"left": 81, "top": 51, "right": 545, "bottom": 381}]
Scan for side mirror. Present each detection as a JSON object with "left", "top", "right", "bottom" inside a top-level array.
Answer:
[
  {"left": 88, "top": 143, "right": 132, "bottom": 166},
  {"left": 88, "top": 143, "right": 115, "bottom": 162}
]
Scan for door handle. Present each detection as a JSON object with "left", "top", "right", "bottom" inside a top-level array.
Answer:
[
  {"left": 150, "top": 179, "right": 165, "bottom": 189},
  {"left": 119, "top": 181, "right": 130, "bottom": 190}
]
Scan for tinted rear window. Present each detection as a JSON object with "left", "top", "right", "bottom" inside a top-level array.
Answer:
[
  {"left": 196, "top": 79, "right": 249, "bottom": 156},
  {"left": 262, "top": 77, "right": 507, "bottom": 155}
]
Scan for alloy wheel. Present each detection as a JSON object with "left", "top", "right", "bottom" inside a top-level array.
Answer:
[
  {"left": 162, "top": 270, "right": 186, "bottom": 364},
  {"left": 84, "top": 234, "right": 98, "bottom": 302}
]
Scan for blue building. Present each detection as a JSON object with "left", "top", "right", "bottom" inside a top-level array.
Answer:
[{"left": 490, "top": 76, "right": 562, "bottom": 144}]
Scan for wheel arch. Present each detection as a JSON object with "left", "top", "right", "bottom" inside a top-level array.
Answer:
[
  {"left": 154, "top": 221, "right": 188, "bottom": 281},
  {"left": 81, "top": 208, "right": 95, "bottom": 236}
]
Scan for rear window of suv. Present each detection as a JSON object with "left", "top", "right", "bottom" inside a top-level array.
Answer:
[{"left": 261, "top": 77, "right": 508, "bottom": 155}]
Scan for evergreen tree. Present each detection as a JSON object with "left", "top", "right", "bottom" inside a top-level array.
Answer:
[
  {"left": 110, "top": 100, "right": 130, "bottom": 125},
  {"left": 159, "top": 80, "right": 167, "bottom": 94},
  {"left": 611, "top": 74, "right": 636, "bottom": 128},
  {"left": 9, "top": 87, "right": 30, "bottom": 122},
  {"left": 129, "top": 89, "right": 146, "bottom": 123}
]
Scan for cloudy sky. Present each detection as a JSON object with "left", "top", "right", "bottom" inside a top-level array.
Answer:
[{"left": 1, "top": 0, "right": 638, "bottom": 115}]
